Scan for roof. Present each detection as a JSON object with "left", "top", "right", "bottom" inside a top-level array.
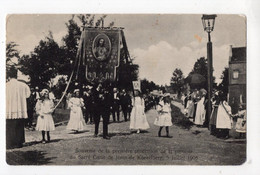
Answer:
[{"left": 231, "top": 47, "right": 246, "bottom": 62}]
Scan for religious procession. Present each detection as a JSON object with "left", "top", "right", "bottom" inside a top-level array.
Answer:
[{"left": 6, "top": 14, "right": 246, "bottom": 165}]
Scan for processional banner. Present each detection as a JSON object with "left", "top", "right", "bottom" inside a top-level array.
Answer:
[{"left": 76, "top": 28, "right": 121, "bottom": 82}]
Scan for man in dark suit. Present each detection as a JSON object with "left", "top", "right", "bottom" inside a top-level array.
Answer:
[
  {"left": 92, "top": 83, "right": 112, "bottom": 139},
  {"left": 100, "top": 87, "right": 112, "bottom": 139},
  {"left": 92, "top": 83, "right": 103, "bottom": 137},
  {"left": 26, "top": 87, "right": 37, "bottom": 130},
  {"left": 120, "top": 89, "right": 132, "bottom": 122},
  {"left": 111, "top": 87, "right": 120, "bottom": 122},
  {"left": 83, "top": 88, "right": 93, "bottom": 124}
]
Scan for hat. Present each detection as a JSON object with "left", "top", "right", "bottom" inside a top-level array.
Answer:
[
  {"left": 74, "top": 89, "right": 80, "bottom": 93},
  {"left": 200, "top": 88, "right": 207, "bottom": 95},
  {"left": 40, "top": 89, "right": 49, "bottom": 96}
]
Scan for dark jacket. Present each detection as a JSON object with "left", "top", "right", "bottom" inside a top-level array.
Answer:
[{"left": 120, "top": 94, "right": 132, "bottom": 110}]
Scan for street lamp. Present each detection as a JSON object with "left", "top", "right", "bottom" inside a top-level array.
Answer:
[{"left": 201, "top": 14, "right": 217, "bottom": 127}]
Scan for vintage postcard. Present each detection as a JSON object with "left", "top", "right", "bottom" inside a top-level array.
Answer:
[{"left": 5, "top": 14, "right": 247, "bottom": 166}]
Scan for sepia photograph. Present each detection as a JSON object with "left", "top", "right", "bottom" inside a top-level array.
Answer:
[{"left": 5, "top": 14, "right": 247, "bottom": 166}]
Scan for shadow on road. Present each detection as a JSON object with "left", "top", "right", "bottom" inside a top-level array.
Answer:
[
  {"left": 108, "top": 132, "right": 134, "bottom": 137},
  {"left": 68, "top": 130, "right": 90, "bottom": 134},
  {"left": 171, "top": 104, "right": 194, "bottom": 130},
  {"left": 23, "top": 139, "right": 63, "bottom": 147},
  {"left": 6, "top": 150, "right": 55, "bottom": 165},
  {"left": 192, "top": 130, "right": 201, "bottom": 135}
]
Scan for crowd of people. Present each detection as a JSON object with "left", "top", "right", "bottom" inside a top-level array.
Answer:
[
  {"left": 182, "top": 89, "right": 247, "bottom": 139},
  {"left": 6, "top": 65, "right": 246, "bottom": 150},
  {"left": 6, "top": 66, "right": 161, "bottom": 149}
]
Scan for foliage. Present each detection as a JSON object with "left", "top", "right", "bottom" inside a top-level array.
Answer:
[
  {"left": 188, "top": 57, "right": 216, "bottom": 90},
  {"left": 189, "top": 57, "right": 208, "bottom": 79},
  {"left": 6, "top": 42, "right": 20, "bottom": 63},
  {"left": 11, "top": 14, "right": 140, "bottom": 98},
  {"left": 141, "top": 78, "right": 160, "bottom": 94},
  {"left": 6, "top": 42, "right": 20, "bottom": 79},
  {"left": 170, "top": 68, "right": 185, "bottom": 94},
  {"left": 19, "top": 32, "right": 66, "bottom": 88},
  {"left": 217, "top": 67, "right": 229, "bottom": 97}
]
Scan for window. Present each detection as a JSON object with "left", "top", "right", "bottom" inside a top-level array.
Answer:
[{"left": 233, "top": 70, "right": 239, "bottom": 79}]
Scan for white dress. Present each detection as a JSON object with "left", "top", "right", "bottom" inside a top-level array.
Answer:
[
  {"left": 154, "top": 103, "right": 172, "bottom": 127},
  {"left": 236, "top": 110, "right": 246, "bottom": 133},
  {"left": 130, "top": 97, "right": 150, "bottom": 130},
  {"left": 67, "top": 97, "right": 86, "bottom": 131},
  {"left": 216, "top": 101, "right": 232, "bottom": 129},
  {"left": 194, "top": 96, "right": 206, "bottom": 125},
  {"left": 35, "top": 99, "right": 55, "bottom": 131},
  {"left": 185, "top": 100, "right": 195, "bottom": 118}
]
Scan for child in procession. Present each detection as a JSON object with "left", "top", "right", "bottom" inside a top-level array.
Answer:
[
  {"left": 129, "top": 90, "right": 150, "bottom": 133},
  {"left": 235, "top": 104, "right": 246, "bottom": 138},
  {"left": 67, "top": 89, "right": 86, "bottom": 133},
  {"left": 154, "top": 93, "right": 172, "bottom": 137},
  {"left": 35, "top": 89, "right": 55, "bottom": 143}
]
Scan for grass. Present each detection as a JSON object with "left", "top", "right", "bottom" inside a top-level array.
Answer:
[{"left": 171, "top": 104, "right": 194, "bottom": 130}]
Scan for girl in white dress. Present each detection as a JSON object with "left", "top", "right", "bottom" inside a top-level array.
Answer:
[
  {"left": 235, "top": 104, "right": 246, "bottom": 138},
  {"left": 130, "top": 90, "right": 150, "bottom": 133},
  {"left": 67, "top": 89, "right": 86, "bottom": 133},
  {"left": 35, "top": 89, "right": 55, "bottom": 143},
  {"left": 154, "top": 94, "right": 172, "bottom": 137}
]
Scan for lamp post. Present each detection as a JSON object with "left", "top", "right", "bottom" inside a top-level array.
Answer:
[{"left": 201, "top": 14, "right": 217, "bottom": 127}]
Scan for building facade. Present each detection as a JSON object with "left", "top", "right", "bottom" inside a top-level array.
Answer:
[{"left": 228, "top": 46, "right": 246, "bottom": 114}]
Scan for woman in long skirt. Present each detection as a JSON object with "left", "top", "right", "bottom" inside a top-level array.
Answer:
[
  {"left": 216, "top": 100, "right": 232, "bottom": 139},
  {"left": 185, "top": 95, "right": 195, "bottom": 118},
  {"left": 209, "top": 92, "right": 220, "bottom": 135},
  {"left": 130, "top": 90, "right": 150, "bottom": 133},
  {"left": 35, "top": 89, "right": 55, "bottom": 143},
  {"left": 194, "top": 89, "right": 207, "bottom": 126},
  {"left": 67, "top": 89, "right": 86, "bottom": 133},
  {"left": 154, "top": 93, "right": 172, "bottom": 137}
]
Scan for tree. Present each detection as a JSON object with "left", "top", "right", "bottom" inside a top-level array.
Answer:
[
  {"left": 188, "top": 57, "right": 216, "bottom": 90},
  {"left": 190, "top": 57, "right": 208, "bottom": 79},
  {"left": 6, "top": 42, "right": 20, "bottom": 79},
  {"left": 141, "top": 78, "right": 160, "bottom": 94},
  {"left": 19, "top": 32, "right": 65, "bottom": 88},
  {"left": 170, "top": 68, "right": 185, "bottom": 95},
  {"left": 217, "top": 67, "right": 229, "bottom": 97},
  {"left": 6, "top": 42, "right": 20, "bottom": 63}
]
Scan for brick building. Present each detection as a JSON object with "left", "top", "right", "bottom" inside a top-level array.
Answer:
[{"left": 228, "top": 46, "right": 246, "bottom": 114}]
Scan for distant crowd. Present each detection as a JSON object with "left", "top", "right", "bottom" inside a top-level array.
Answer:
[{"left": 181, "top": 89, "right": 246, "bottom": 139}]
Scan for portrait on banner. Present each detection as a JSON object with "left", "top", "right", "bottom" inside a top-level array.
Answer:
[{"left": 92, "top": 34, "right": 112, "bottom": 61}]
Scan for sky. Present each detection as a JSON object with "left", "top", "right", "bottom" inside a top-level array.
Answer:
[{"left": 6, "top": 14, "right": 246, "bottom": 85}]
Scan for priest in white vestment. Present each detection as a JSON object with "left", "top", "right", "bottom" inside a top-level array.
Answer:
[{"left": 6, "top": 66, "right": 31, "bottom": 149}]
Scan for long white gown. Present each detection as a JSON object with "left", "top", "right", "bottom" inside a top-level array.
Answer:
[
  {"left": 194, "top": 96, "right": 206, "bottom": 125},
  {"left": 185, "top": 100, "right": 195, "bottom": 118},
  {"left": 216, "top": 101, "right": 232, "bottom": 129},
  {"left": 130, "top": 97, "right": 150, "bottom": 130},
  {"left": 67, "top": 97, "right": 86, "bottom": 131}
]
